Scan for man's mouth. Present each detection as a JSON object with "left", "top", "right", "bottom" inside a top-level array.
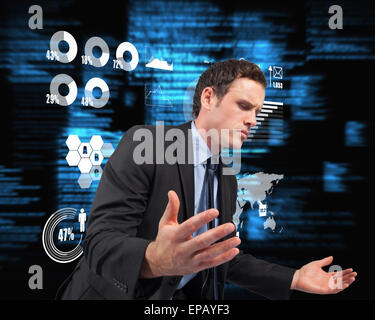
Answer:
[{"left": 241, "top": 130, "right": 249, "bottom": 139}]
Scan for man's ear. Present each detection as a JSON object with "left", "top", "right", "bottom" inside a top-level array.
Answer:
[{"left": 200, "top": 87, "right": 216, "bottom": 112}]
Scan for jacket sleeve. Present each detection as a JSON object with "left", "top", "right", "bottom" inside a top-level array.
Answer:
[
  {"left": 227, "top": 251, "right": 296, "bottom": 300},
  {"left": 226, "top": 174, "right": 297, "bottom": 300},
  {"left": 82, "top": 125, "right": 155, "bottom": 299}
]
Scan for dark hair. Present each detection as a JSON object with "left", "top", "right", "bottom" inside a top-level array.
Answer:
[{"left": 192, "top": 59, "right": 267, "bottom": 118}]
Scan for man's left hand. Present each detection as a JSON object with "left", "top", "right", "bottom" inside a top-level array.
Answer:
[{"left": 291, "top": 256, "right": 357, "bottom": 294}]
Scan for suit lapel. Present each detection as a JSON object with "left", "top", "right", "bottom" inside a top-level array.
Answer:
[{"left": 176, "top": 122, "right": 195, "bottom": 222}]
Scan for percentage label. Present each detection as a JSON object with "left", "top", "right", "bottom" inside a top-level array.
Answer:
[
  {"left": 81, "top": 55, "right": 93, "bottom": 65},
  {"left": 46, "top": 93, "right": 60, "bottom": 104},
  {"left": 81, "top": 96, "right": 93, "bottom": 107},
  {"left": 113, "top": 59, "right": 123, "bottom": 70},
  {"left": 46, "top": 50, "right": 60, "bottom": 61},
  {"left": 58, "top": 227, "right": 75, "bottom": 242}
]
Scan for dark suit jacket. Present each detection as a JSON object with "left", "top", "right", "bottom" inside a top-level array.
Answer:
[{"left": 57, "top": 121, "right": 296, "bottom": 300}]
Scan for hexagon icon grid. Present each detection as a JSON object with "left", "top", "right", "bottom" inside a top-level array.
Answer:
[{"left": 65, "top": 135, "right": 114, "bottom": 188}]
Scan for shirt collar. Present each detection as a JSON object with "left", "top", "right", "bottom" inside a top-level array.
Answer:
[{"left": 191, "top": 120, "right": 213, "bottom": 167}]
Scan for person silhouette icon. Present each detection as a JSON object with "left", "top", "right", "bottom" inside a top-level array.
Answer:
[{"left": 78, "top": 208, "right": 86, "bottom": 233}]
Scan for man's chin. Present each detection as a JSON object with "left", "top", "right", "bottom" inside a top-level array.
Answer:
[
  {"left": 229, "top": 139, "right": 244, "bottom": 150},
  {"left": 220, "top": 133, "right": 243, "bottom": 150}
]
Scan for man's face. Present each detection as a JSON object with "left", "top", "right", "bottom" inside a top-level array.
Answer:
[{"left": 208, "top": 77, "right": 265, "bottom": 149}]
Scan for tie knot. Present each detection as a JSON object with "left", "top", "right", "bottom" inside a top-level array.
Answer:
[{"left": 205, "top": 157, "right": 219, "bottom": 173}]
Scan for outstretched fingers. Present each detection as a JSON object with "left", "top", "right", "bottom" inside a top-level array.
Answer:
[
  {"left": 328, "top": 269, "right": 357, "bottom": 292},
  {"left": 330, "top": 268, "right": 357, "bottom": 283},
  {"left": 199, "top": 248, "right": 240, "bottom": 270},
  {"left": 182, "top": 222, "right": 236, "bottom": 253},
  {"left": 342, "top": 271, "right": 357, "bottom": 284},
  {"left": 192, "top": 236, "right": 241, "bottom": 263},
  {"left": 177, "top": 209, "right": 219, "bottom": 240}
]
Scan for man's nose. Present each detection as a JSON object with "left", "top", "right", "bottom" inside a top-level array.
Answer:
[{"left": 244, "top": 111, "right": 257, "bottom": 128}]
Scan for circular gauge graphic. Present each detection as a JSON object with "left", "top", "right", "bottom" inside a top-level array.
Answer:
[
  {"left": 84, "top": 36, "right": 110, "bottom": 67},
  {"left": 116, "top": 42, "right": 139, "bottom": 71},
  {"left": 84, "top": 77, "right": 110, "bottom": 108},
  {"left": 50, "top": 30, "right": 78, "bottom": 63},
  {"left": 49, "top": 74, "right": 77, "bottom": 106},
  {"left": 42, "top": 207, "right": 86, "bottom": 263}
]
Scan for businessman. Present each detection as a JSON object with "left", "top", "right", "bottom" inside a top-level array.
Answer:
[{"left": 58, "top": 59, "right": 356, "bottom": 300}]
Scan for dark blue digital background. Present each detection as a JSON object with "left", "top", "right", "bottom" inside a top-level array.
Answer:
[{"left": 0, "top": 0, "right": 374, "bottom": 299}]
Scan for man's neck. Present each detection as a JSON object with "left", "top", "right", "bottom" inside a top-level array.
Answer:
[{"left": 193, "top": 119, "right": 221, "bottom": 155}]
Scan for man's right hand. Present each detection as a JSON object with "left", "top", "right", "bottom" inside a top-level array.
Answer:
[{"left": 140, "top": 190, "right": 241, "bottom": 278}]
